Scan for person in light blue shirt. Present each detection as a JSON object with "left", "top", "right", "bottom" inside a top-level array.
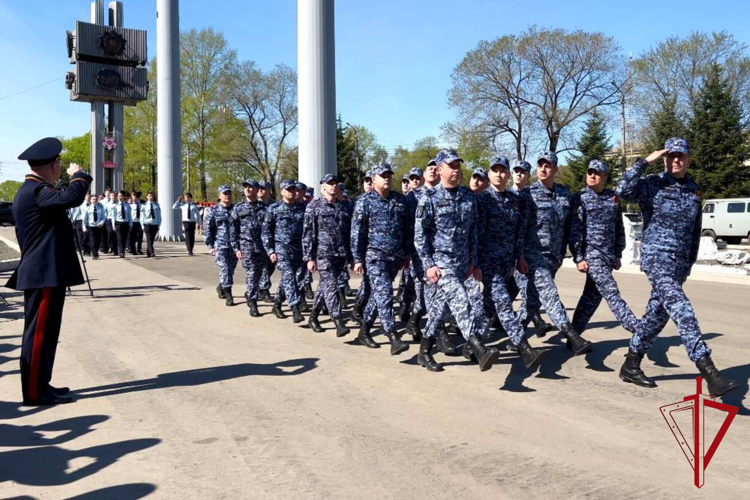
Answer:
[
  {"left": 173, "top": 192, "right": 202, "bottom": 256},
  {"left": 141, "top": 191, "right": 162, "bottom": 257},
  {"left": 102, "top": 192, "right": 117, "bottom": 254},
  {"left": 128, "top": 191, "right": 144, "bottom": 255},
  {"left": 109, "top": 190, "right": 133, "bottom": 258},
  {"left": 82, "top": 195, "right": 106, "bottom": 259}
]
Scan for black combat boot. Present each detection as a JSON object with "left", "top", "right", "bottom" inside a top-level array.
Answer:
[
  {"left": 404, "top": 312, "right": 423, "bottom": 342},
  {"left": 223, "top": 288, "right": 234, "bottom": 306},
  {"left": 308, "top": 307, "right": 324, "bottom": 332},
  {"left": 468, "top": 335, "right": 500, "bottom": 372},
  {"left": 696, "top": 355, "right": 738, "bottom": 397},
  {"left": 517, "top": 338, "right": 544, "bottom": 370},
  {"left": 532, "top": 312, "right": 555, "bottom": 337},
  {"left": 462, "top": 338, "right": 477, "bottom": 363},
  {"left": 350, "top": 303, "right": 363, "bottom": 323},
  {"left": 259, "top": 289, "right": 272, "bottom": 303},
  {"left": 216, "top": 284, "right": 225, "bottom": 299},
  {"left": 417, "top": 337, "right": 443, "bottom": 372},
  {"left": 291, "top": 304, "right": 304, "bottom": 324},
  {"left": 304, "top": 283, "right": 314, "bottom": 300},
  {"left": 248, "top": 300, "right": 260, "bottom": 317},
  {"left": 384, "top": 330, "right": 409, "bottom": 356},
  {"left": 334, "top": 317, "right": 350, "bottom": 337},
  {"left": 619, "top": 349, "right": 657, "bottom": 388},
  {"left": 357, "top": 322, "right": 379, "bottom": 349},
  {"left": 272, "top": 300, "right": 286, "bottom": 319},
  {"left": 338, "top": 288, "right": 347, "bottom": 309},
  {"left": 561, "top": 323, "right": 592, "bottom": 355},
  {"left": 436, "top": 328, "right": 458, "bottom": 356},
  {"left": 299, "top": 297, "right": 311, "bottom": 313},
  {"left": 447, "top": 318, "right": 460, "bottom": 335},
  {"left": 398, "top": 301, "right": 411, "bottom": 324}
]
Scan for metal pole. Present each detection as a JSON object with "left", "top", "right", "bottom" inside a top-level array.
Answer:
[
  {"left": 109, "top": 2, "right": 124, "bottom": 192},
  {"left": 620, "top": 94, "right": 626, "bottom": 171},
  {"left": 157, "top": 0, "right": 183, "bottom": 240},
  {"left": 298, "top": 0, "right": 337, "bottom": 196},
  {"left": 90, "top": 0, "right": 105, "bottom": 194}
]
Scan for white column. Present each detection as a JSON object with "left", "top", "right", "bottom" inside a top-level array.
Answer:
[
  {"left": 298, "top": 0, "right": 336, "bottom": 196},
  {"left": 90, "top": 0, "right": 105, "bottom": 194},
  {"left": 157, "top": 0, "right": 183, "bottom": 240}
]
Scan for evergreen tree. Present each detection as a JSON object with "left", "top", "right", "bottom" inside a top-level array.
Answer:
[
  {"left": 688, "top": 64, "right": 750, "bottom": 198},
  {"left": 642, "top": 98, "right": 687, "bottom": 175},
  {"left": 336, "top": 116, "right": 361, "bottom": 196},
  {"left": 559, "top": 111, "right": 614, "bottom": 192}
]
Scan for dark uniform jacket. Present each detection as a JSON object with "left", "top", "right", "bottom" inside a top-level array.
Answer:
[{"left": 6, "top": 171, "right": 92, "bottom": 290}]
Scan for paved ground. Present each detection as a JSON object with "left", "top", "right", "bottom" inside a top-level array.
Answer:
[{"left": 1, "top": 241, "right": 749, "bottom": 499}]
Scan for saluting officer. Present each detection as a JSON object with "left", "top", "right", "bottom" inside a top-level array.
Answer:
[
  {"left": 7, "top": 138, "right": 92, "bottom": 405},
  {"left": 173, "top": 192, "right": 202, "bottom": 256},
  {"left": 615, "top": 138, "right": 737, "bottom": 397}
]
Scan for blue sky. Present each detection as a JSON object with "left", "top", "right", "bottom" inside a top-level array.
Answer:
[{"left": 1, "top": 0, "right": 749, "bottom": 182}]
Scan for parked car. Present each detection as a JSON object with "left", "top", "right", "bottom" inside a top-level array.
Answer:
[
  {"left": 700, "top": 198, "right": 750, "bottom": 244},
  {"left": 0, "top": 201, "right": 14, "bottom": 226}
]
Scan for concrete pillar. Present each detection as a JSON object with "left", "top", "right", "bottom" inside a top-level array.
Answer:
[
  {"left": 297, "top": 0, "right": 336, "bottom": 195},
  {"left": 156, "top": 0, "right": 183, "bottom": 240},
  {"left": 90, "top": 0, "right": 105, "bottom": 194}
]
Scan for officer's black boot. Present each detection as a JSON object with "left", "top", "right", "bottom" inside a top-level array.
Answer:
[
  {"left": 338, "top": 288, "right": 348, "bottom": 309},
  {"left": 248, "top": 300, "right": 260, "bottom": 317},
  {"left": 436, "top": 328, "right": 459, "bottom": 356},
  {"left": 291, "top": 304, "right": 304, "bottom": 324},
  {"left": 696, "top": 355, "right": 738, "bottom": 397},
  {"left": 272, "top": 300, "right": 286, "bottom": 319},
  {"left": 384, "top": 330, "right": 409, "bottom": 356},
  {"left": 462, "top": 340, "right": 477, "bottom": 363},
  {"left": 417, "top": 337, "right": 443, "bottom": 372},
  {"left": 308, "top": 307, "right": 324, "bottom": 332},
  {"left": 259, "top": 289, "right": 272, "bottom": 303},
  {"left": 447, "top": 318, "right": 460, "bottom": 335},
  {"left": 299, "top": 297, "right": 311, "bottom": 313},
  {"left": 334, "top": 317, "right": 350, "bottom": 337},
  {"left": 619, "top": 349, "right": 657, "bottom": 388},
  {"left": 304, "top": 283, "right": 314, "bottom": 300},
  {"left": 350, "top": 303, "right": 363, "bottom": 323},
  {"left": 532, "top": 312, "right": 555, "bottom": 337},
  {"left": 561, "top": 323, "right": 592, "bottom": 355},
  {"left": 468, "top": 335, "right": 500, "bottom": 372},
  {"left": 398, "top": 300, "right": 411, "bottom": 324},
  {"left": 357, "top": 322, "right": 380, "bottom": 349},
  {"left": 223, "top": 288, "right": 234, "bottom": 306},
  {"left": 216, "top": 284, "right": 225, "bottom": 299},
  {"left": 404, "top": 312, "right": 423, "bottom": 342},
  {"left": 517, "top": 338, "right": 544, "bottom": 370}
]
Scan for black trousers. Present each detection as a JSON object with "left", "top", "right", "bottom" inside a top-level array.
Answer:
[
  {"left": 129, "top": 222, "right": 143, "bottom": 254},
  {"left": 145, "top": 224, "right": 159, "bottom": 256},
  {"left": 21, "top": 287, "right": 66, "bottom": 401},
  {"left": 74, "top": 220, "right": 91, "bottom": 255},
  {"left": 115, "top": 222, "right": 130, "bottom": 256},
  {"left": 87, "top": 226, "right": 102, "bottom": 258},
  {"left": 104, "top": 220, "right": 116, "bottom": 253},
  {"left": 183, "top": 221, "right": 196, "bottom": 254}
]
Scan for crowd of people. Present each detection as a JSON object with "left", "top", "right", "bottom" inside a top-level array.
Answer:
[{"left": 196, "top": 139, "right": 737, "bottom": 398}]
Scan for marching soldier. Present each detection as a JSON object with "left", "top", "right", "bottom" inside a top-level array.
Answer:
[
  {"left": 615, "top": 139, "right": 737, "bottom": 397},
  {"left": 172, "top": 193, "right": 202, "bottom": 256},
  {"left": 257, "top": 181, "right": 275, "bottom": 303},
  {"left": 129, "top": 191, "right": 144, "bottom": 255},
  {"left": 82, "top": 194, "right": 106, "bottom": 260},
  {"left": 205, "top": 185, "right": 238, "bottom": 306},
  {"left": 230, "top": 179, "right": 266, "bottom": 317},
  {"left": 350, "top": 172, "right": 374, "bottom": 323},
  {"left": 110, "top": 190, "right": 133, "bottom": 258},
  {"left": 7, "top": 138, "right": 92, "bottom": 405},
  {"left": 141, "top": 191, "right": 161, "bottom": 258}
]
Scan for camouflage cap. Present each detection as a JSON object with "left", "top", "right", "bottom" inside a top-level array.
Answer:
[
  {"left": 280, "top": 179, "right": 297, "bottom": 191},
  {"left": 408, "top": 167, "right": 424, "bottom": 178},
  {"left": 665, "top": 137, "right": 690, "bottom": 155},
  {"left": 402, "top": 174, "right": 410, "bottom": 182},
  {"left": 427, "top": 159, "right": 437, "bottom": 167},
  {"left": 371, "top": 163, "right": 394, "bottom": 176},
  {"left": 513, "top": 160, "right": 532, "bottom": 172},
  {"left": 320, "top": 173, "right": 339, "bottom": 184},
  {"left": 242, "top": 179, "right": 260, "bottom": 188},
  {"left": 490, "top": 155, "right": 510, "bottom": 169},
  {"left": 537, "top": 151, "right": 558, "bottom": 166},
  {"left": 305, "top": 187, "right": 314, "bottom": 196},
  {"left": 257, "top": 181, "right": 271, "bottom": 190},
  {"left": 434, "top": 149, "right": 463, "bottom": 166},
  {"left": 364, "top": 170, "right": 373, "bottom": 180},
  {"left": 218, "top": 184, "right": 232, "bottom": 194},
  {"left": 587, "top": 159, "right": 608, "bottom": 174},
  {"left": 472, "top": 167, "right": 488, "bottom": 180},
  {"left": 295, "top": 181, "right": 307, "bottom": 191}
]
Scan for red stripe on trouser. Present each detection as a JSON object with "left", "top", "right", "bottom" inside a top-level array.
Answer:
[{"left": 28, "top": 288, "right": 51, "bottom": 400}]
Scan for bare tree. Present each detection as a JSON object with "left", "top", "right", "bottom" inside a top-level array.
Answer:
[
  {"left": 448, "top": 27, "right": 622, "bottom": 155},
  {"left": 229, "top": 62, "right": 298, "bottom": 198}
]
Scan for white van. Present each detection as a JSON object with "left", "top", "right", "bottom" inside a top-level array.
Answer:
[{"left": 701, "top": 198, "right": 750, "bottom": 244}]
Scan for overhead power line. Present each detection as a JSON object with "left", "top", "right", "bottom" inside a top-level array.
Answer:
[{"left": 0, "top": 76, "right": 64, "bottom": 102}]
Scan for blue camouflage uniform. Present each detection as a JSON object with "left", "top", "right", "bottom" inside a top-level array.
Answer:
[
  {"left": 350, "top": 166, "right": 411, "bottom": 334},
  {"left": 477, "top": 155, "right": 528, "bottom": 346},
  {"left": 415, "top": 176, "right": 485, "bottom": 341},
  {"left": 570, "top": 160, "right": 638, "bottom": 334},
  {"left": 205, "top": 186, "right": 238, "bottom": 288},
  {"left": 351, "top": 191, "right": 371, "bottom": 312},
  {"left": 303, "top": 174, "right": 351, "bottom": 319},
  {"left": 295, "top": 182, "right": 313, "bottom": 293},
  {"left": 522, "top": 152, "right": 574, "bottom": 329},
  {"left": 336, "top": 184, "right": 353, "bottom": 293},
  {"left": 257, "top": 188, "right": 275, "bottom": 293},
  {"left": 616, "top": 140, "right": 709, "bottom": 362},
  {"left": 262, "top": 181, "right": 306, "bottom": 307},
  {"left": 230, "top": 180, "right": 266, "bottom": 301}
]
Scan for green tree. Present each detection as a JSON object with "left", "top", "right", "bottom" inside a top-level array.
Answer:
[
  {"left": 687, "top": 64, "right": 750, "bottom": 198},
  {"left": 641, "top": 98, "right": 687, "bottom": 175},
  {"left": 558, "top": 111, "right": 614, "bottom": 192},
  {"left": 60, "top": 133, "right": 91, "bottom": 170},
  {"left": 0, "top": 180, "right": 22, "bottom": 201},
  {"left": 336, "top": 117, "right": 359, "bottom": 195},
  {"left": 124, "top": 61, "right": 158, "bottom": 194}
]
